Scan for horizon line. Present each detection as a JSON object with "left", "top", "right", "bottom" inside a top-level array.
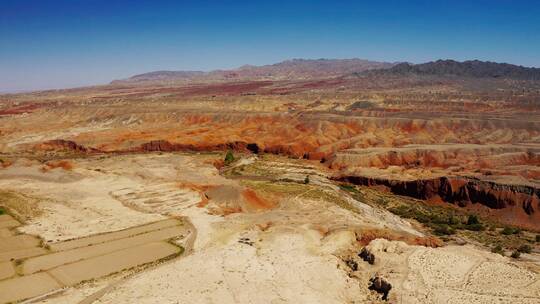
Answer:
[{"left": 2, "top": 57, "right": 539, "bottom": 94}]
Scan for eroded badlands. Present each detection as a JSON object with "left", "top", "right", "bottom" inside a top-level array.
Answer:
[
  {"left": 0, "top": 70, "right": 539, "bottom": 303},
  {"left": 0, "top": 153, "right": 537, "bottom": 303}
]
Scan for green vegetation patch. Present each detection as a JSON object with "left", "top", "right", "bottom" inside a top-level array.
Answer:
[
  {"left": 339, "top": 183, "right": 537, "bottom": 252},
  {"left": 241, "top": 179, "right": 309, "bottom": 196},
  {"left": 224, "top": 150, "right": 235, "bottom": 165},
  {"left": 501, "top": 226, "right": 521, "bottom": 235},
  {"left": 240, "top": 179, "right": 358, "bottom": 213}
]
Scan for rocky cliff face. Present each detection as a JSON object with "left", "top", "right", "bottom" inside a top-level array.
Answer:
[
  {"left": 336, "top": 175, "right": 540, "bottom": 230},
  {"left": 37, "top": 139, "right": 100, "bottom": 153},
  {"left": 135, "top": 140, "right": 261, "bottom": 154},
  {"left": 35, "top": 137, "right": 540, "bottom": 230}
]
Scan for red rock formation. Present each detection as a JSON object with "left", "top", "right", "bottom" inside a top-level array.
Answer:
[
  {"left": 0, "top": 103, "right": 41, "bottom": 116},
  {"left": 134, "top": 140, "right": 255, "bottom": 153},
  {"left": 337, "top": 175, "right": 540, "bottom": 230},
  {"left": 37, "top": 140, "right": 101, "bottom": 153}
]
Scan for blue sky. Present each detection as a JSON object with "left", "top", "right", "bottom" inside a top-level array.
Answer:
[{"left": 1, "top": 0, "right": 539, "bottom": 92}]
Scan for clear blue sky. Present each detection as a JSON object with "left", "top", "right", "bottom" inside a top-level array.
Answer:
[{"left": 1, "top": 0, "right": 539, "bottom": 92}]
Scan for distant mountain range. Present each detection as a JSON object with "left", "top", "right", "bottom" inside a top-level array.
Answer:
[
  {"left": 112, "top": 59, "right": 396, "bottom": 84},
  {"left": 126, "top": 71, "right": 205, "bottom": 82},
  {"left": 372, "top": 59, "right": 540, "bottom": 80},
  {"left": 114, "top": 58, "right": 540, "bottom": 84}
]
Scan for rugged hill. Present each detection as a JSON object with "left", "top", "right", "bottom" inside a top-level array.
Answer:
[
  {"left": 113, "top": 58, "right": 396, "bottom": 84},
  {"left": 373, "top": 59, "right": 540, "bottom": 80}
]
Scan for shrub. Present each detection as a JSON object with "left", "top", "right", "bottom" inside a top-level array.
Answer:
[
  {"left": 376, "top": 198, "right": 388, "bottom": 206},
  {"left": 511, "top": 250, "right": 521, "bottom": 259},
  {"left": 429, "top": 214, "right": 447, "bottom": 224},
  {"left": 491, "top": 245, "right": 504, "bottom": 256},
  {"left": 304, "top": 175, "right": 310, "bottom": 184},
  {"left": 413, "top": 212, "right": 431, "bottom": 224},
  {"left": 224, "top": 150, "right": 235, "bottom": 165},
  {"left": 501, "top": 227, "right": 520, "bottom": 235},
  {"left": 501, "top": 227, "right": 513, "bottom": 235},
  {"left": 388, "top": 206, "right": 411, "bottom": 217},
  {"left": 0, "top": 207, "right": 5, "bottom": 215},
  {"left": 339, "top": 184, "right": 357, "bottom": 192},
  {"left": 517, "top": 244, "right": 532, "bottom": 254},
  {"left": 465, "top": 223, "right": 484, "bottom": 231},
  {"left": 536, "top": 235, "right": 540, "bottom": 242},
  {"left": 432, "top": 224, "right": 455, "bottom": 236},
  {"left": 467, "top": 215, "right": 479, "bottom": 225},
  {"left": 462, "top": 215, "right": 483, "bottom": 231},
  {"left": 447, "top": 215, "right": 460, "bottom": 226}
]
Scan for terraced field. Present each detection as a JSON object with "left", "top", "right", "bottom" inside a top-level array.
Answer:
[
  {"left": 0, "top": 215, "right": 187, "bottom": 303},
  {"left": 111, "top": 184, "right": 201, "bottom": 215}
]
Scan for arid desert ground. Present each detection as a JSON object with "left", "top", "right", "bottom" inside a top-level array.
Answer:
[{"left": 0, "top": 59, "right": 539, "bottom": 303}]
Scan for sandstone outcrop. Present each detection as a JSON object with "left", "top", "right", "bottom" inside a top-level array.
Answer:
[{"left": 337, "top": 175, "right": 540, "bottom": 230}]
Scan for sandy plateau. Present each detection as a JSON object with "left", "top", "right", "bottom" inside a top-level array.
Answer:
[{"left": 0, "top": 153, "right": 535, "bottom": 303}]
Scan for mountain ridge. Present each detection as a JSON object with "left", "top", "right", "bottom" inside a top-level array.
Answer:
[
  {"left": 369, "top": 59, "right": 540, "bottom": 80},
  {"left": 112, "top": 58, "right": 397, "bottom": 84},
  {"left": 114, "top": 58, "right": 540, "bottom": 85}
]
